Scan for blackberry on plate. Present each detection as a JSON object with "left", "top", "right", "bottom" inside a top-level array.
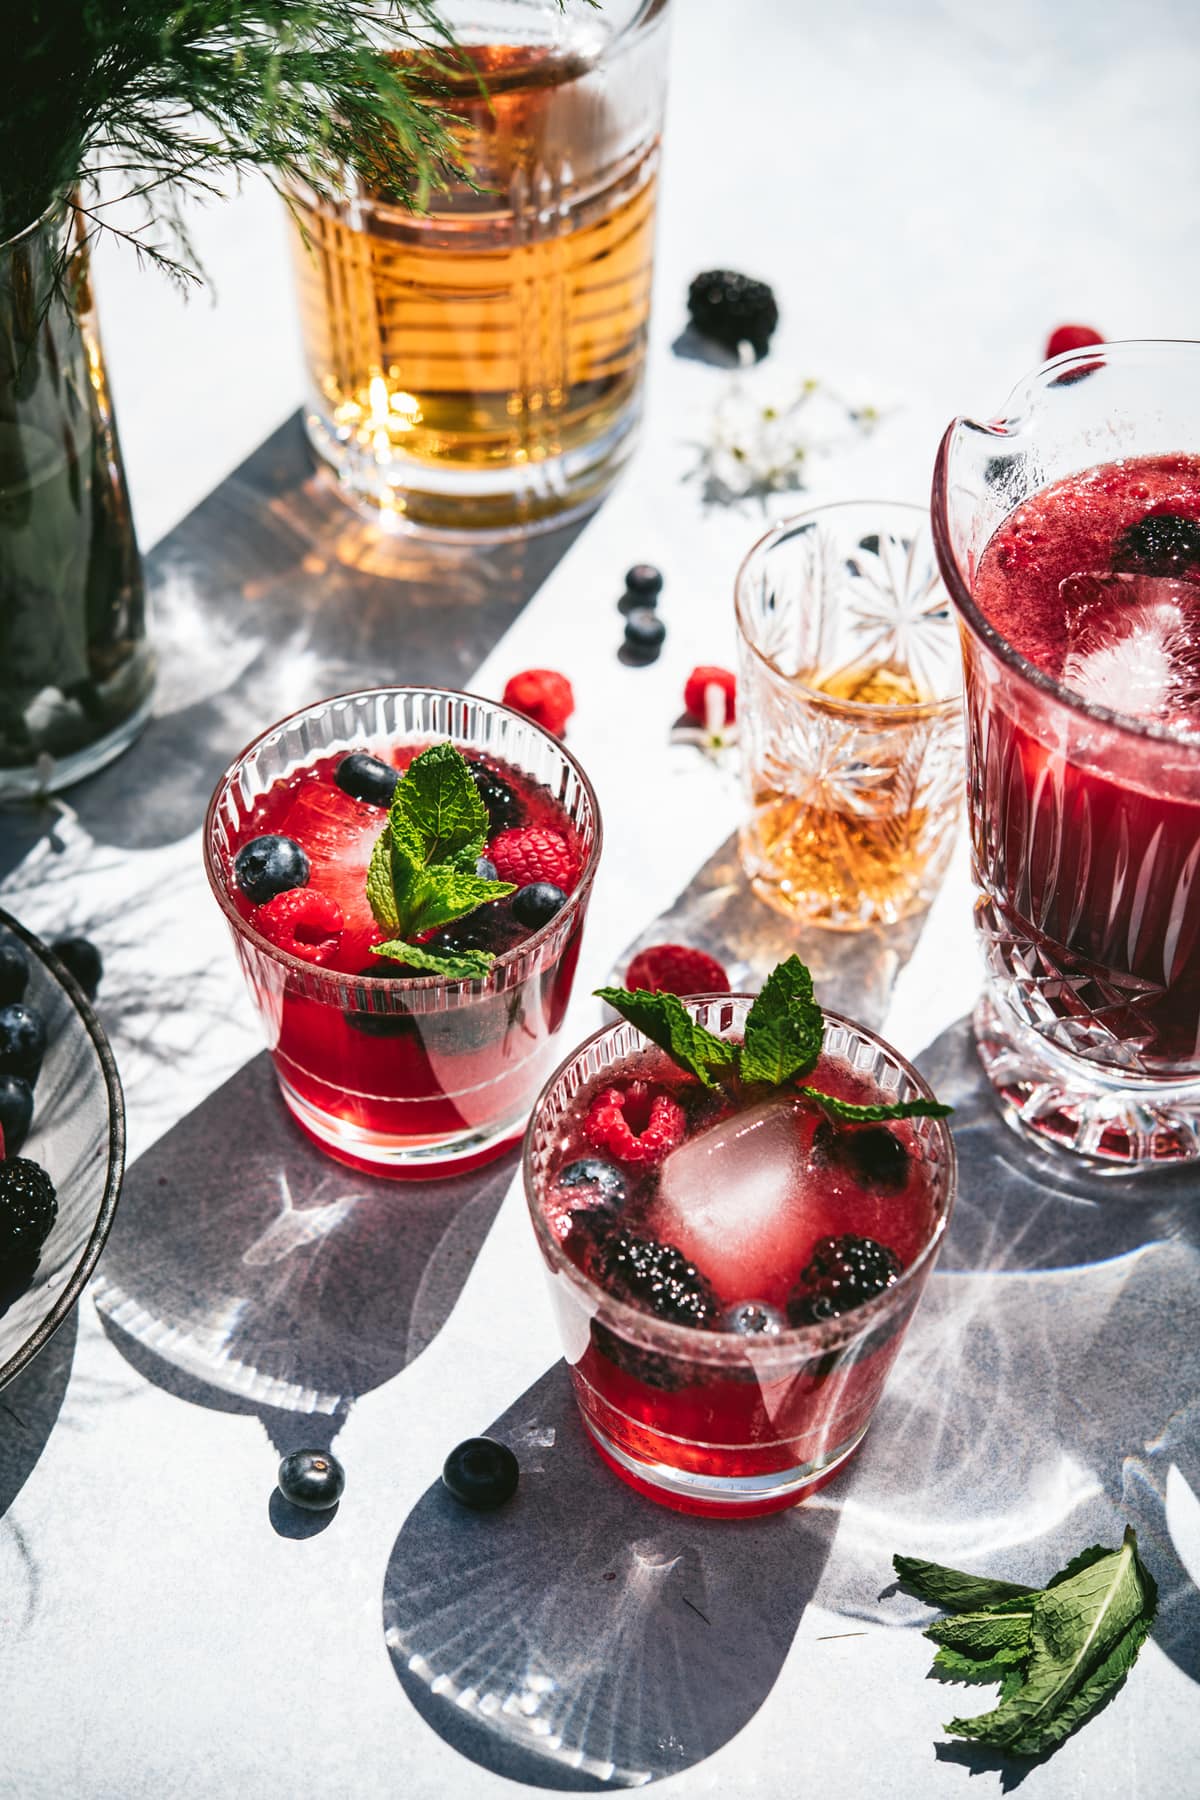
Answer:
[
  {"left": 595, "top": 1230, "right": 717, "bottom": 1329},
  {"left": 1113, "top": 512, "right": 1200, "bottom": 578},
  {"left": 50, "top": 936, "right": 103, "bottom": 1000},
  {"left": 335, "top": 751, "right": 399, "bottom": 808},
  {"left": 787, "top": 1234, "right": 902, "bottom": 1326},
  {"left": 442, "top": 1437, "right": 519, "bottom": 1510},
  {"left": 0, "top": 1075, "right": 34, "bottom": 1156},
  {"left": 813, "top": 1120, "right": 910, "bottom": 1195},
  {"left": 233, "top": 835, "right": 310, "bottom": 907},
  {"left": 0, "top": 1157, "right": 58, "bottom": 1269},
  {"left": 470, "top": 763, "right": 521, "bottom": 832},
  {"left": 0, "top": 940, "right": 29, "bottom": 1005},
  {"left": 0, "top": 1003, "right": 46, "bottom": 1082},
  {"left": 687, "top": 269, "right": 779, "bottom": 360},
  {"left": 277, "top": 1448, "right": 345, "bottom": 1511}
]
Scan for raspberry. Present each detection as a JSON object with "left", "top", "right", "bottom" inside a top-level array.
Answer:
[
  {"left": 255, "top": 889, "right": 344, "bottom": 964},
  {"left": 1044, "top": 323, "right": 1104, "bottom": 360},
  {"left": 502, "top": 669, "right": 575, "bottom": 738},
  {"left": 687, "top": 269, "right": 779, "bottom": 359},
  {"left": 594, "top": 1230, "right": 717, "bottom": 1328},
  {"left": 585, "top": 1081, "right": 687, "bottom": 1165},
  {"left": 489, "top": 826, "right": 577, "bottom": 890},
  {"left": 683, "top": 666, "right": 737, "bottom": 725},
  {"left": 787, "top": 1235, "right": 902, "bottom": 1326},
  {"left": 625, "top": 944, "right": 730, "bottom": 999}
]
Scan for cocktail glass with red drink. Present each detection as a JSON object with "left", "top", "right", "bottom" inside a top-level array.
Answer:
[
  {"left": 933, "top": 339, "right": 1200, "bottom": 1165},
  {"left": 524, "top": 976, "right": 955, "bottom": 1517},
  {"left": 205, "top": 687, "right": 601, "bottom": 1176}
]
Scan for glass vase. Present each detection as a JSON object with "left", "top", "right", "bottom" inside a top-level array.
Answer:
[{"left": 0, "top": 202, "right": 154, "bottom": 799}]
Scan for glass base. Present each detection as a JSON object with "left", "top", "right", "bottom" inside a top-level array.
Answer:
[
  {"left": 0, "top": 686, "right": 155, "bottom": 801},
  {"left": 974, "top": 989, "right": 1200, "bottom": 1169},
  {"left": 278, "top": 1072, "right": 524, "bottom": 1181},
  {"left": 301, "top": 399, "right": 641, "bottom": 543},
  {"left": 583, "top": 1417, "right": 867, "bottom": 1518}
]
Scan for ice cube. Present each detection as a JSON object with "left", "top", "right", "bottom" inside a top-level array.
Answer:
[
  {"left": 1059, "top": 571, "right": 1200, "bottom": 726},
  {"left": 650, "top": 1096, "right": 817, "bottom": 1302}
]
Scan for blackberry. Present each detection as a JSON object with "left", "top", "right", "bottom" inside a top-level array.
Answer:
[
  {"left": 0, "top": 1158, "right": 58, "bottom": 1270},
  {"left": 0, "top": 940, "right": 29, "bottom": 1005},
  {"left": 687, "top": 269, "right": 779, "bottom": 360},
  {"left": 430, "top": 903, "right": 515, "bottom": 958},
  {"left": 470, "top": 763, "right": 521, "bottom": 832},
  {"left": 442, "top": 1437, "right": 519, "bottom": 1510},
  {"left": 50, "top": 935, "right": 103, "bottom": 1000},
  {"left": 813, "top": 1120, "right": 910, "bottom": 1195},
  {"left": 335, "top": 752, "right": 399, "bottom": 808},
  {"left": 277, "top": 1449, "right": 345, "bottom": 1512},
  {"left": 595, "top": 1230, "right": 717, "bottom": 1329},
  {"left": 591, "top": 1320, "right": 697, "bottom": 1392},
  {"left": 1113, "top": 512, "right": 1200, "bottom": 578},
  {"left": 787, "top": 1234, "right": 902, "bottom": 1326}
]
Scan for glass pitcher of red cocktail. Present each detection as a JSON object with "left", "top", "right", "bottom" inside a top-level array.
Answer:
[{"left": 933, "top": 339, "right": 1200, "bottom": 1167}]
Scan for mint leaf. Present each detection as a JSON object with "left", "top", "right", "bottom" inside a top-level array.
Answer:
[
  {"left": 802, "top": 1090, "right": 953, "bottom": 1123},
  {"left": 370, "top": 937, "right": 495, "bottom": 980},
  {"left": 391, "top": 742, "right": 489, "bottom": 869},
  {"left": 366, "top": 829, "right": 401, "bottom": 931},
  {"left": 893, "top": 1554, "right": 1037, "bottom": 1611},
  {"left": 400, "top": 864, "right": 516, "bottom": 937},
  {"left": 595, "top": 986, "right": 736, "bottom": 1090},
  {"left": 927, "top": 1612, "right": 1033, "bottom": 1661},
  {"left": 997, "top": 1611, "right": 1156, "bottom": 1757},
  {"left": 739, "top": 957, "right": 824, "bottom": 1085},
  {"left": 932, "top": 1646, "right": 1030, "bottom": 1685}
]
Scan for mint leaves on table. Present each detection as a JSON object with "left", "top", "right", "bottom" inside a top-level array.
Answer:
[
  {"left": 895, "top": 1528, "right": 1158, "bottom": 1758},
  {"left": 366, "top": 743, "right": 515, "bottom": 979},
  {"left": 598, "top": 953, "right": 951, "bottom": 1122}
]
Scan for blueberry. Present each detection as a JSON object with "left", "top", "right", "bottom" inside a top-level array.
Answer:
[
  {"left": 476, "top": 857, "right": 498, "bottom": 881},
  {"left": 0, "top": 1004, "right": 46, "bottom": 1082},
  {"left": 0, "top": 1076, "right": 34, "bottom": 1155},
  {"left": 50, "top": 936, "right": 103, "bottom": 1000},
  {"left": 815, "top": 1121, "right": 910, "bottom": 1195},
  {"left": 277, "top": 1448, "right": 345, "bottom": 1511},
  {"left": 625, "top": 563, "right": 663, "bottom": 602},
  {"left": 442, "top": 1437, "right": 519, "bottom": 1511},
  {"left": 511, "top": 882, "right": 567, "bottom": 929},
  {"left": 0, "top": 941, "right": 29, "bottom": 1005},
  {"left": 623, "top": 608, "right": 666, "bottom": 663},
  {"left": 233, "top": 835, "right": 310, "bottom": 906},
  {"left": 335, "top": 752, "right": 399, "bottom": 808},
  {"left": 558, "top": 1158, "right": 626, "bottom": 1205},
  {"left": 721, "top": 1300, "right": 786, "bottom": 1336}
]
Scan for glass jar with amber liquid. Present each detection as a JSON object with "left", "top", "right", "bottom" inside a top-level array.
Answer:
[{"left": 289, "top": 1, "right": 670, "bottom": 538}]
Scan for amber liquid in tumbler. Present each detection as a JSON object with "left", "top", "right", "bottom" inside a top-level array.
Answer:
[
  {"left": 290, "top": 45, "right": 658, "bottom": 502},
  {"left": 747, "top": 661, "right": 939, "bottom": 926}
]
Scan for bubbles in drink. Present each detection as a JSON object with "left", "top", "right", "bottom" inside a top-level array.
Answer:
[{"left": 1059, "top": 571, "right": 1200, "bottom": 729}]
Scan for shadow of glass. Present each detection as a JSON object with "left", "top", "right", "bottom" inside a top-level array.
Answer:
[
  {"left": 382, "top": 1362, "right": 838, "bottom": 1790},
  {"left": 93, "top": 1051, "right": 515, "bottom": 1432},
  {"left": 0, "top": 1307, "right": 77, "bottom": 1521},
  {"left": 616, "top": 833, "right": 926, "bottom": 1029}
]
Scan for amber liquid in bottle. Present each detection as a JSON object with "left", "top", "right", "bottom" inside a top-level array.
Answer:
[{"left": 290, "top": 45, "right": 659, "bottom": 499}]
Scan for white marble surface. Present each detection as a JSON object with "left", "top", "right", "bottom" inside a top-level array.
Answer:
[{"left": 2, "top": 1, "right": 1199, "bottom": 1795}]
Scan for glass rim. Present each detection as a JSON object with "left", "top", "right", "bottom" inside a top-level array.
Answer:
[
  {"left": 734, "top": 499, "right": 963, "bottom": 722},
  {"left": 202, "top": 683, "right": 604, "bottom": 994},
  {"left": 523, "top": 994, "right": 957, "bottom": 1363},
  {"left": 931, "top": 336, "right": 1200, "bottom": 750}
]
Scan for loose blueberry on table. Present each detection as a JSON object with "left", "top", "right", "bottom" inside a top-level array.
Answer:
[
  {"left": 277, "top": 1449, "right": 346, "bottom": 1511},
  {"left": 442, "top": 1438, "right": 520, "bottom": 1511}
]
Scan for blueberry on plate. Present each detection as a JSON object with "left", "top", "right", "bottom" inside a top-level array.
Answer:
[
  {"left": 0, "top": 1003, "right": 46, "bottom": 1082},
  {"left": 277, "top": 1448, "right": 345, "bottom": 1511},
  {"left": 0, "top": 1075, "right": 34, "bottom": 1156},
  {"left": 0, "top": 940, "right": 29, "bottom": 1006},
  {"left": 233, "top": 834, "right": 310, "bottom": 907},
  {"left": 512, "top": 882, "right": 567, "bottom": 929},
  {"left": 335, "top": 752, "right": 399, "bottom": 808},
  {"left": 50, "top": 936, "right": 103, "bottom": 1000},
  {"left": 442, "top": 1437, "right": 520, "bottom": 1511}
]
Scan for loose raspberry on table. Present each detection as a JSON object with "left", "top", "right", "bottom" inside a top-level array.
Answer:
[
  {"left": 489, "top": 826, "right": 577, "bottom": 891},
  {"left": 1044, "top": 323, "right": 1104, "bottom": 360},
  {"left": 683, "top": 666, "right": 737, "bottom": 725},
  {"left": 624, "top": 944, "right": 731, "bottom": 999},
  {"left": 585, "top": 1081, "right": 687, "bottom": 1165},
  {"left": 255, "top": 889, "right": 344, "bottom": 964},
  {"left": 502, "top": 669, "right": 575, "bottom": 738}
]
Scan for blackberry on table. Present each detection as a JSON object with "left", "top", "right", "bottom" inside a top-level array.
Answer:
[
  {"left": 787, "top": 1234, "right": 902, "bottom": 1326},
  {"left": 687, "top": 269, "right": 779, "bottom": 360}
]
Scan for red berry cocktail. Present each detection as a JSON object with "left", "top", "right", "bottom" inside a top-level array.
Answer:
[
  {"left": 524, "top": 966, "right": 955, "bottom": 1516},
  {"left": 934, "top": 340, "right": 1200, "bottom": 1165},
  {"left": 205, "top": 687, "right": 601, "bottom": 1176}
]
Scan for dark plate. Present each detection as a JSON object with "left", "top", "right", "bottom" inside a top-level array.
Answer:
[{"left": 0, "top": 908, "right": 125, "bottom": 1389}]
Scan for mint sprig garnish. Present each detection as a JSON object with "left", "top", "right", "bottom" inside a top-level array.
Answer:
[
  {"left": 894, "top": 1528, "right": 1158, "bottom": 1758},
  {"left": 597, "top": 953, "right": 951, "bottom": 1122},
  {"left": 366, "top": 742, "right": 515, "bottom": 977},
  {"left": 593, "top": 986, "right": 735, "bottom": 1090}
]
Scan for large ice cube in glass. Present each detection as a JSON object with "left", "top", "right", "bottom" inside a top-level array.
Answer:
[{"left": 1059, "top": 571, "right": 1200, "bottom": 728}]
